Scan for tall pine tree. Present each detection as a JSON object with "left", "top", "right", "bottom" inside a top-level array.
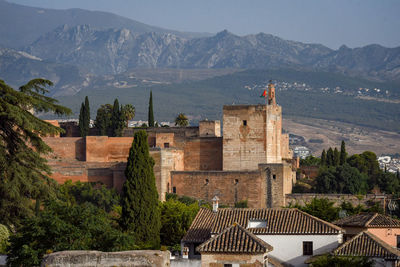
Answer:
[
  {"left": 120, "top": 131, "right": 160, "bottom": 249},
  {"left": 0, "top": 79, "right": 71, "bottom": 226},
  {"left": 334, "top": 147, "right": 340, "bottom": 166},
  {"left": 327, "top": 147, "right": 334, "bottom": 167},
  {"left": 148, "top": 91, "right": 154, "bottom": 127},
  {"left": 340, "top": 140, "right": 347, "bottom": 165},
  {"left": 321, "top": 149, "right": 327, "bottom": 166}
]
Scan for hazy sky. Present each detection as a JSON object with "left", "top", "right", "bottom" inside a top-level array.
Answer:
[{"left": 8, "top": 0, "right": 400, "bottom": 49}]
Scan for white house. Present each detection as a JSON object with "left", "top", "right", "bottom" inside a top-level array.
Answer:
[{"left": 182, "top": 206, "right": 344, "bottom": 266}]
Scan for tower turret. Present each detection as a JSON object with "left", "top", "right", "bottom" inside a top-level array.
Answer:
[{"left": 268, "top": 81, "right": 276, "bottom": 105}]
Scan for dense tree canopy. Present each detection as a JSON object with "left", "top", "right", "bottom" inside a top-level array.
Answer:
[
  {"left": 7, "top": 200, "right": 135, "bottom": 266},
  {"left": 0, "top": 79, "right": 70, "bottom": 226},
  {"left": 310, "top": 254, "right": 373, "bottom": 267}
]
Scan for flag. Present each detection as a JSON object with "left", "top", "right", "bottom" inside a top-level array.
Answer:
[{"left": 260, "top": 90, "right": 267, "bottom": 98}]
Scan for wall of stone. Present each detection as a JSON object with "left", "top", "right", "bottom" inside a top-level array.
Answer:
[
  {"left": 43, "top": 137, "right": 85, "bottom": 161},
  {"left": 223, "top": 105, "right": 267, "bottom": 171},
  {"left": 41, "top": 250, "right": 170, "bottom": 267},
  {"left": 200, "top": 253, "right": 265, "bottom": 267},
  {"left": 86, "top": 136, "right": 133, "bottom": 162},
  {"left": 265, "top": 105, "right": 282, "bottom": 164},
  {"left": 184, "top": 138, "right": 222, "bottom": 171},
  {"left": 199, "top": 120, "right": 221, "bottom": 137},
  {"left": 285, "top": 193, "right": 388, "bottom": 209},
  {"left": 259, "top": 162, "right": 295, "bottom": 208},
  {"left": 281, "top": 133, "right": 292, "bottom": 160},
  {"left": 171, "top": 171, "right": 263, "bottom": 208},
  {"left": 49, "top": 161, "right": 120, "bottom": 188}
]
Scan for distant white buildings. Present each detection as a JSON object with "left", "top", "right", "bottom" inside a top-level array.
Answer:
[
  {"left": 293, "top": 146, "right": 311, "bottom": 159},
  {"left": 378, "top": 156, "right": 400, "bottom": 173}
]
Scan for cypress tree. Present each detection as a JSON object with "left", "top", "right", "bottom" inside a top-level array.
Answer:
[
  {"left": 327, "top": 147, "right": 334, "bottom": 167},
  {"left": 334, "top": 147, "right": 340, "bottom": 166},
  {"left": 121, "top": 130, "right": 160, "bottom": 248},
  {"left": 78, "top": 102, "right": 85, "bottom": 137},
  {"left": 148, "top": 91, "right": 154, "bottom": 127},
  {"left": 84, "top": 96, "right": 90, "bottom": 135},
  {"left": 111, "top": 99, "right": 124, "bottom": 137},
  {"left": 397, "top": 170, "right": 399, "bottom": 179},
  {"left": 340, "top": 140, "right": 347, "bottom": 165},
  {"left": 321, "top": 149, "right": 327, "bottom": 166}
]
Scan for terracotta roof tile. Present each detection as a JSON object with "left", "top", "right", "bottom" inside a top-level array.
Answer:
[
  {"left": 211, "top": 208, "right": 342, "bottom": 235},
  {"left": 182, "top": 208, "right": 216, "bottom": 243},
  {"left": 197, "top": 223, "right": 273, "bottom": 254},
  {"left": 334, "top": 231, "right": 400, "bottom": 260},
  {"left": 333, "top": 213, "right": 400, "bottom": 228}
]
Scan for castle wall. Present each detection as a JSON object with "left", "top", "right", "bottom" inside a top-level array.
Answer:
[
  {"left": 281, "top": 133, "right": 292, "bottom": 160},
  {"left": 43, "top": 137, "right": 86, "bottom": 161},
  {"left": 259, "top": 163, "right": 293, "bottom": 208},
  {"left": 170, "top": 171, "right": 264, "bottom": 208},
  {"left": 285, "top": 193, "right": 388, "bottom": 209},
  {"left": 223, "top": 105, "right": 267, "bottom": 171},
  {"left": 86, "top": 136, "right": 134, "bottom": 162},
  {"left": 184, "top": 138, "right": 223, "bottom": 171},
  {"left": 199, "top": 120, "right": 221, "bottom": 137}
]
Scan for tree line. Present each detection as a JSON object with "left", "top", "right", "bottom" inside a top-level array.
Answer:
[
  {"left": 298, "top": 141, "right": 400, "bottom": 196},
  {"left": 78, "top": 91, "right": 189, "bottom": 137}
]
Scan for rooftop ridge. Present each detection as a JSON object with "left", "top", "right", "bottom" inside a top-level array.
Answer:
[
  {"left": 365, "top": 213, "right": 379, "bottom": 226},
  {"left": 197, "top": 223, "right": 273, "bottom": 254},
  {"left": 334, "top": 230, "right": 400, "bottom": 259},
  {"left": 294, "top": 208, "right": 343, "bottom": 232}
]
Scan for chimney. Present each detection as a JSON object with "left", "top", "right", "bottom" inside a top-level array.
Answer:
[{"left": 212, "top": 196, "right": 220, "bottom": 213}]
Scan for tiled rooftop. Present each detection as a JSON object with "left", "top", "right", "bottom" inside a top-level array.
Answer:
[
  {"left": 333, "top": 213, "right": 400, "bottom": 228},
  {"left": 197, "top": 223, "right": 273, "bottom": 254},
  {"left": 182, "top": 208, "right": 216, "bottom": 243},
  {"left": 334, "top": 231, "right": 400, "bottom": 260},
  {"left": 212, "top": 208, "right": 342, "bottom": 235},
  {"left": 183, "top": 208, "right": 342, "bottom": 243}
]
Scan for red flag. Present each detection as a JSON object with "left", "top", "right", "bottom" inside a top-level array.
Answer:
[{"left": 260, "top": 90, "right": 267, "bottom": 98}]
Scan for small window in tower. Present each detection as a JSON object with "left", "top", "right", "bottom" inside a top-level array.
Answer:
[
  {"left": 205, "top": 179, "right": 209, "bottom": 185},
  {"left": 164, "top": 142, "right": 169, "bottom": 148},
  {"left": 172, "top": 187, "right": 176, "bottom": 194},
  {"left": 273, "top": 174, "right": 276, "bottom": 179},
  {"left": 243, "top": 120, "right": 247, "bottom": 126},
  {"left": 234, "top": 179, "right": 239, "bottom": 185}
]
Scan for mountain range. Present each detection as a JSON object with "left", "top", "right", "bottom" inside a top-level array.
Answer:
[{"left": 0, "top": 0, "right": 208, "bottom": 49}]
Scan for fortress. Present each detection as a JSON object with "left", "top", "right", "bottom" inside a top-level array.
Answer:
[{"left": 45, "top": 82, "right": 297, "bottom": 208}]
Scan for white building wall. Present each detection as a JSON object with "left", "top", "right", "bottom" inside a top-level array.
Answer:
[{"left": 258, "top": 234, "right": 342, "bottom": 267}]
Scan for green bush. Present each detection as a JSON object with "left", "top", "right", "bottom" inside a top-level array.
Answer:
[{"left": 0, "top": 224, "right": 9, "bottom": 254}]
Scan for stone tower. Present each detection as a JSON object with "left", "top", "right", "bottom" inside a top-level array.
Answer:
[{"left": 222, "top": 81, "right": 291, "bottom": 171}]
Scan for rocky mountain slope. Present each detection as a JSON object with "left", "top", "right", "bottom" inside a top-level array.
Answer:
[
  {"left": 0, "top": 0, "right": 208, "bottom": 49},
  {"left": 24, "top": 25, "right": 400, "bottom": 82}
]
